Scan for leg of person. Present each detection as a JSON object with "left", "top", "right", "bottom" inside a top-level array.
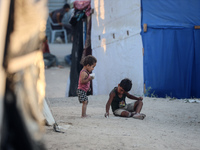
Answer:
[
  {"left": 43, "top": 53, "right": 56, "bottom": 68},
  {"left": 126, "top": 102, "right": 136, "bottom": 113},
  {"left": 82, "top": 100, "right": 88, "bottom": 118},
  {"left": 46, "top": 57, "right": 56, "bottom": 68},
  {"left": 133, "top": 100, "right": 143, "bottom": 114},
  {"left": 64, "top": 23, "right": 72, "bottom": 31},
  {"left": 64, "top": 24, "right": 72, "bottom": 42},
  {"left": 125, "top": 102, "right": 145, "bottom": 119},
  {"left": 121, "top": 111, "right": 131, "bottom": 117},
  {"left": 132, "top": 101, "right": 146, "bottom": 119},
  {"left": 64, "top": 54, "right": 71, "bottom": 65},
  {"left": 77, "top": 89, "right": 89, "bottom": 118},
  {"left": 113, "top": 109, "right": 132, "bottom": 117},
  {"left": 54, "top": 56, "right": 63, "bottom": 68}
]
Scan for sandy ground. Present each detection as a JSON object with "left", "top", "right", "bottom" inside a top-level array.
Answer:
[
  {"left": 43, "top": 96, "right": 200, "bottom": 150},
  {"left": 44, "top": 43, "right": 71, "bottom": 98},
  {"left": 43, "top": 44, "right": 200, "bottom": 150}
]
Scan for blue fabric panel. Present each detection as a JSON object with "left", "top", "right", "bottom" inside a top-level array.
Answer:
[
  {"left": 191, "top": 30, "right": 200, "bottom": 97},
  {"left": 141, "top": 0, "right": 200, "bottom": 28},
  {"left": 143, "top": 28, "right": 194, "bottom": 98},
  {"left": 141, "top": 0, "right": 200, "bottom": 98}
]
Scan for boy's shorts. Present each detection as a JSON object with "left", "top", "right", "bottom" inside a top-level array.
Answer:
[
  {"left": 113, "top": 102, "right": 136, "bottom": 116},
  {"left": 77, "top": 89, "right": 88, "bottom": 103}
]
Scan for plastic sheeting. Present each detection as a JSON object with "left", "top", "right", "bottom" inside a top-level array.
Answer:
[
  {"left": 1, "top": 0, "right": 48, "bottom": 149},
  {"left": 192, "top": 30, "right": 200, "bottom": 98},
  {"left": 142, "top": 0, "right": 200, "bottom": 28},
  {"left": 91, "top": 0, "right": 143, "bottom": 95},
  {"left": 141, "top": 0, "right": 200, "bottom": 98},
  {"left": 43, "top": 99, "right": 55, "bottom": 126}
]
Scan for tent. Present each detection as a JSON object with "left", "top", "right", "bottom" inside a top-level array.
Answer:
[
  {"left": 91, "top": 0, "right": 143, "bottom": 96},
  {"left": 91, "top": 0, "right": 200, "bottom": 99},
  {"left": 43, "top": 99, "right": 55, "bottom": 126},
  {"left": 0, "top": 0, "right": 48, "bottom": 149},
  {"left": 141, "top": 0, "right": 200, "bottom": 98}
]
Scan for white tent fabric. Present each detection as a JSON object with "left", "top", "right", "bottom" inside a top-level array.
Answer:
[
  {"left": 91, "top": 0, "right": 143, "bottom": 95},
  {"left": 43, "top": 99, "right": 55, "bottom": 126}
]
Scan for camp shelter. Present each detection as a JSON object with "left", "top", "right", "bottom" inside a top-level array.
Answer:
[
  {"left": 141, "top": 0, "right": 200, "bottom": 98},
  {"left": 91, "top": 0, "right": 200, "bottom": 99},
  {"left": 91, "top": 0, "right": 143, "bottom": 96},
  {"left": 0, "top": 0, "right": 48, "bottom": 149}
]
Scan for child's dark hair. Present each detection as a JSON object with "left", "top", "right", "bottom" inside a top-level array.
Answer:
[
  {"left": 119, "top": 78, "right": 132, "bottom": 92},
  {"left": 83, "top": 55, "right": 97, "bottom": 66},
  {"left": 63, "top": 3, "right": 70, "bottom": 9}
]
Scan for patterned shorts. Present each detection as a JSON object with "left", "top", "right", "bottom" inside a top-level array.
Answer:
[{"left": 77, "top": 89, "right": 88, "bottom": 103}]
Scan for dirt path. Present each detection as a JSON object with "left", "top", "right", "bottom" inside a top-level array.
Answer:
[
  {"left": 43, "top": 95, "right": 200, "bottom": 150},
  {"left": 43, "top": 43, "right": 200, "bottom": 150}
]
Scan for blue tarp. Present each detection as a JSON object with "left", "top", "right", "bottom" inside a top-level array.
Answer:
[{"left": 141, "top": 0, "right": 200, "bottom": 98}]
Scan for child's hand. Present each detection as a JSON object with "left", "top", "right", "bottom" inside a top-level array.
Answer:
[
  {"left": 104, "top": 112, "right": 109, "bottom": 118},
  {"left": 89, "top": 76, "right": 94, "bottom": 80}
]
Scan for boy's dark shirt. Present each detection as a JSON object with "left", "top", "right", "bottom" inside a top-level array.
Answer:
[{"left": 111, "top": 87, "right": 127, "bottom": 112}]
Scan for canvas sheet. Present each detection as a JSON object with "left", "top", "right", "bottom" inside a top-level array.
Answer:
[
  {"left": 91, "top": 0, "right": 143, "bottom": 95},
  {"left": 141, "top": 0, "right": 200, "bottom": 28},
  {"left": 141, "top": 0, "right": 200, "bottom": 98}
]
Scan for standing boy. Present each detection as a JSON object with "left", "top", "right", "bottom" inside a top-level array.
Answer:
[{"left": 77, "top": 55, "right": 97, "bottom": 118}]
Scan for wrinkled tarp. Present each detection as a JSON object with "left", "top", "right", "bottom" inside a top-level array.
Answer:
[
  {"left": 0, "top": 0, "right": 47, "bottom": 149},
  {"left": 141, "top": 0, "right": 200, "bottom": 98}
]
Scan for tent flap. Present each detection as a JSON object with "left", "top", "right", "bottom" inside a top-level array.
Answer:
[
  {"left": 142, "top": 0, "right": 200, "bottom": 98},
  {"left": 143, "top": 28, "right": 194, "bottom": 98},
  {"left": 141, "top": 0, "right": 200, "bottom": 28}
]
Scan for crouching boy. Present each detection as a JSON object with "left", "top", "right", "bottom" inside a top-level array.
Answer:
[{"left": 105, "top": 78, "right": 146, "bottom": 120}]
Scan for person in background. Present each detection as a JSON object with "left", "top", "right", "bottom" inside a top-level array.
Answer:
[
  {"left": 64, "top": 54, "right": 71, "bottom": 66},
  {"left": 49, "top": 3, "right": 72, "bottom": 43},
  {"left": 42, "top": 36, "right": 63, "bottom": 69}
]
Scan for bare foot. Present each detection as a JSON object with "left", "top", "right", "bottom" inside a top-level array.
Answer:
[
  {"left": 133, "top": 113, "right": 145, "bottom": 120},
  {"left": 140, "top": 113, "right": 146, "bottom": 118},
  {"left": 81, "top": 115, "right": 91, "bottom": 118},
  {"left": 57, "top": 65, "right": 64, "bottom": 68}
]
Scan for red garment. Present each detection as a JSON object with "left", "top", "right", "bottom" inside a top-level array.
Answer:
[
  {"left": 74, "top": 0, "right": 91, "bottom": 16},
  {"left": 43, "top": 41, "right": 50, "bottom": 53},
  {"left": 78, "top": 69, "right": 91, "bottom": 92}
]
